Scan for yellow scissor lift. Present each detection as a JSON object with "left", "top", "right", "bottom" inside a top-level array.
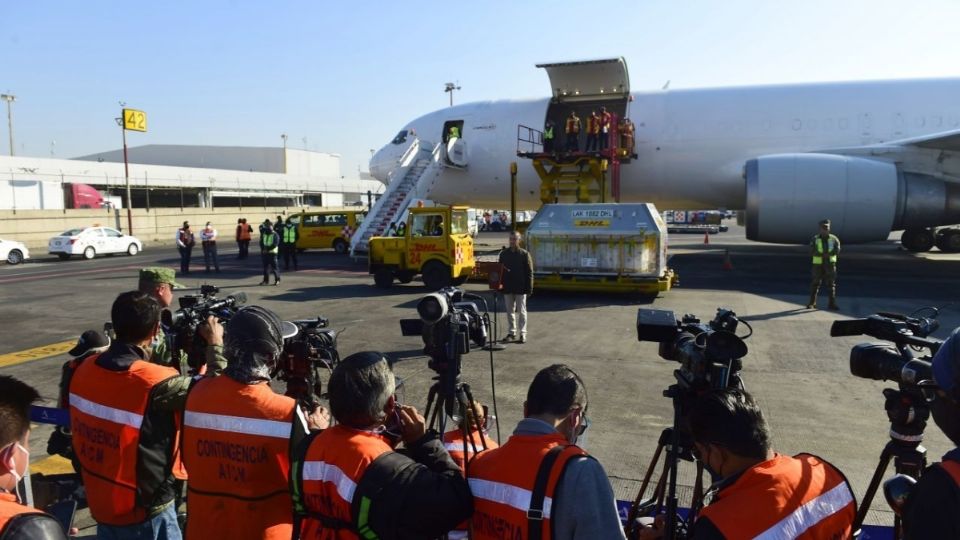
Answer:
[{"left": 514, "top": 126, "right": 676, "bottom": 295}]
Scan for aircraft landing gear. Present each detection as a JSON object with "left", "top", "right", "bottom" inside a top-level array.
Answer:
[
  {"left": 935, "top": 228, "right": 960, "bottom": 253},
  {"left": 901, "top": 228, "right": 935, "bottom": 252}
]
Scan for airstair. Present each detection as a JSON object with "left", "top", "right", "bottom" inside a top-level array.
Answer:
[{"left": 350, "top": 139, "right": 444, "bottom": 256}]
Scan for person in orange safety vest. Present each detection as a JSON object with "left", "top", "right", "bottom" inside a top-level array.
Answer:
[
  {"left": 183, "top": 305, "right": 329, "bottom": 540},
  {"left": 585, "top": 111, "right": 600, "bottom": 152},
  {"left": 442, "top": 401, "right": 498, "bottom": 540},
  {"left": 69, "top": 291, "right": 223, "bottom": 540},
  {"left": 599, "top": 106, "right": 614, "bottom": 151},
  {"left": 468, "top": 364, "right": 625, "bottom": 540},
  {"left": 564, "top": 111, "right": 581, "bottom": 152},
  {"left": 640, "top": 388, "right": 856, "bottom": 539},
  {"left": 290, "top": 351, "right": 473, "bottom": 540},
  {"left": 0, "top": 376, "right": 68, "bottom": 540}
]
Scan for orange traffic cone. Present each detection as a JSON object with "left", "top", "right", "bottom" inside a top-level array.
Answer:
[
  {"left": 703, "top": 231, "right": 710, "bottom": 245},
  {"left": 722, "top": 250, "right": 734, "bottom": 271}
]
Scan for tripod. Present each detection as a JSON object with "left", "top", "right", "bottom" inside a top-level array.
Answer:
[
  {"left": 626, "top": 384, "right": 707, "bottom": 540},
  {"left": 423, "top": 376, "right": 489, "bottom": 458},
  {"left": 853, "top": 388, "right": 928, "bottom": 539}
]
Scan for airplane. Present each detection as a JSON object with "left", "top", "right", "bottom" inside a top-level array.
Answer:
[{"left": 369, "top": 57, "right": 960, "bottom": 252}]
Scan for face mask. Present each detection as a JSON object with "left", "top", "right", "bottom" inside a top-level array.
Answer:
[
  {"left": 697, "top": 445, "right": 722, "bottom": 483},
  {"left": 5, "top": 443, "right": 27, "bottom": 502},
  {"left": 375, "top": 402, "right": 404, "bottom": 447}
]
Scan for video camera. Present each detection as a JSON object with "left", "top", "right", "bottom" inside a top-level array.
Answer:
[
  {"left": 636, "top": 308, "right": 749, "bottom": 392},
  {"left": 832, "top": 311, "right": 942, "bottom": 388},
  {"left": 160, "top": 285, "right": 247, "bottom": 370},
  {"left": 275, "top": 317, "right": 340, "bottom": 411}
]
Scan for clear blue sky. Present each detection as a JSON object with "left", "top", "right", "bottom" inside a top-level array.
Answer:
[{"left": 3, "top": 0, "right": 959, "bottom": 177}]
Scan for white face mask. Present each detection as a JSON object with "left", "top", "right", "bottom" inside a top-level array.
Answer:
[{"left": 5, "top": 443, "right": 28, "bottom": 502}]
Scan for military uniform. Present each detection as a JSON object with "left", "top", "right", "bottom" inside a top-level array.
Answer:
[{"left": 808, "top": 223, "right": 840, "bottom": 309}]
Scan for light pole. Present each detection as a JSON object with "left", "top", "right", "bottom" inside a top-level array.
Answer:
[
  {"left": 1, "top": 94, "right": 16, "bottom": 157},
  {"left": 281, "top": 134, "right": 288, "bottom": 173},
  {"left": 444, "top": 82, "right": 460, "bottom": 107}
]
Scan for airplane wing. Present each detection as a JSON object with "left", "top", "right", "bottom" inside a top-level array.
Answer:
[{"left": 881, "top": 128, "right": 960, "bottom": 152}]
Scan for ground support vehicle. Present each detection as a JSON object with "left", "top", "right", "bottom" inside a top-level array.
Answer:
[{"left": 368, "top": 205, "right": 475, "bottom": 290}]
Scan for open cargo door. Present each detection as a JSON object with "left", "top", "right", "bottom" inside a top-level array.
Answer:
[{"left": 536, "top": 57, "right": 630, "bottom": 103}]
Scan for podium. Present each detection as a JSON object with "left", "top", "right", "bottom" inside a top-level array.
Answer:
[{"left": 482, "top": 263, "right": 508, "bottom": 351}]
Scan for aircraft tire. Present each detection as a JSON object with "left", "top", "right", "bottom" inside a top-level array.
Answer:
[{"left": 902, "top": 228, "right": 935, "bottom": 252}]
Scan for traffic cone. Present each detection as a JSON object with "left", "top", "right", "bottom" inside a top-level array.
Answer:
[
  {"left": 703, "top": 231, "right": 710, "bottom": 245},
  {"left": 722, "top": 250, "right": 734, "bottom": 271}
]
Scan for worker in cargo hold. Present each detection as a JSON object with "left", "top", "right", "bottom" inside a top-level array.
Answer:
[
  {"left": 599, "top": 106, "right": 613, "bottom": 151},
  {"left": 543, "top": 120, "right": 555, "bottom": 153},
  {"left": 586, "top": 111, "right": 600, "bottom": 152},
  {"left": 565, "top": 111, "right": 581, "bottom": 152},
  {"left": 620, "top": 117, "right": 635, "bottom": 156},
  {"left": 807, "top": 219, "right": 840, "bottom": 310},
  {"left": 498, "top": 231, "right": 533, "bottom": 343}
]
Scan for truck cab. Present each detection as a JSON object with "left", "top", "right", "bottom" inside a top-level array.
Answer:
[{"left": 368, "top": 205, "right": 475, "bottom": 289}]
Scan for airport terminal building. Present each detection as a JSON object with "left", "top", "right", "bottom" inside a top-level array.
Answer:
[{"left": 0, "top": 144, "right": 383, "bottom": 210}]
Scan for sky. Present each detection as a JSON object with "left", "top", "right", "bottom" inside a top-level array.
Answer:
[{"left": 3, "top": 0, "right": 960, "bottom": 178}]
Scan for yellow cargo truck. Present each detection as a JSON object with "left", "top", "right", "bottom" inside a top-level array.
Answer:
[
  {"left": 294, "top": 209, "right": 365, "bottom": 254},
  {"left": 369, "top": 205, "right": 475, "bottom": 289}
]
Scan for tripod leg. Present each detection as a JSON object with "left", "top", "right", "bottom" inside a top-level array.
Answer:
[
  {"left": 628, "top": 439, "right": 665, "bottom": 525},
  {"left": 854, "top": 444, "right": 895, "bottom": 533}
]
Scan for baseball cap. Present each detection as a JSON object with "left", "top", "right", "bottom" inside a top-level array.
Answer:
[
  {"left": 68, "top": 330, "right": 111, "bottom": 357},
  {"left": 139, "top": 267, "right": 185, "bottom": 289},
  {"left": 933, "top": 327, "right": 960, "bottom": 394}
]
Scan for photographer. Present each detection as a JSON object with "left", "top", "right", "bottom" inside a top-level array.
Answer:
[
  {"left": 469, "top": 364, "right": 625, "bottom": 540},
  {"left": 69, "top": 291, "right": 202, "bottom": 539},
  {"left": 182, "top": 306, "right": 329, "bottom": 540},
  {"left": 291, "top": 351, "right": 473, "bottom": 539},
  {"left": 0, "top": 376, "right": 68, "bottom": 540},
  {"left": 670, "top": 388, "right": 856, "bottom": 539},
  {"left": 902, "top": 327, "right": 960, "bottom": 539},
  {"left": 138, "top": 267, "right": 226, "bottom": 375}
]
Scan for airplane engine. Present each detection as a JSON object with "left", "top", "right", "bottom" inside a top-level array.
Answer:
[{"left": 745, "top": 153, "right": 960, "bottom": 243}]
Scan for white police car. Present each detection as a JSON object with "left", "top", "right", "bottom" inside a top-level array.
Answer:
[{"left": 48, "top": 227, "right": 142, "bottom": 260}]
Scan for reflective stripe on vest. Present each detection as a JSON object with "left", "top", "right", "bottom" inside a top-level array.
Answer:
[
  {"left": 283, "top": 224, "right": 297, "bottom": 244},
  {"left": 69, "top": 354, "right": 179, "bottom": 526},
  {"left": 543, "top": 126, "right": 553, "bottom": 139},
  {"left": 444, "top": 429, "right": 499, "bottom": 533},
  {"left": 468, "top": 432, "right": 588, "bottom": 540},
  {"left": 812, "top": 236, "right": 838, "bottom": 264},
  {"left": 183, "top": 377, "right": 297, "bottom": 540},
  {"left": 298, "top": 425, "right": 394, "bottom": 539},
  {"left": 699, "top": 453, "right": 856, "bottom": 540}
]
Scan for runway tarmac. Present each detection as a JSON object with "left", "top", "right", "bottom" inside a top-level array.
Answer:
[{"left": 2, "top": 222, "right": 958, "bottom": 534}]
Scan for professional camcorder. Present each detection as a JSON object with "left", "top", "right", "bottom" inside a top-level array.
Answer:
[
  {"left": 636, "top": 308, "right": 749, "bottom": 392},
  {"left": 161, "top": 285, "right": 247, "bottom": 370},
  {"left": 275, "top": 316, "right": 340, "bottom": 411}
]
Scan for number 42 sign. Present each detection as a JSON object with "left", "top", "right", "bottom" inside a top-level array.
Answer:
[{"left": 122, "top": 109, "right": 147, "bottom": 132}]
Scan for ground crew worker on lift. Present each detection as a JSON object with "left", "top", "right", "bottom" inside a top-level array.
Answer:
[
  {"left": 619, "top": 117, "right": 636, "bottom": 156},
  {"left": 443, "top": 400, "right": 498, "bottom": 540},
  {"left": 585, "top": 110, "right": 600, "bottom": 152},
  {"left": 468, "top": 364, "right": 626, "bottom": 540},
  {"left": 182, "top": 306, "right": 330, "bottom": 540},
  {"left": 0, "top": 376, "right": 69, "bottom": 540},
  {"left": 260, "top": 219, "right": 281, "bottom": 286},
  {"left": 807, "top": 219, "right": 840, "bottom": 310},
  {"left": 599, "top": 106, "right": 613, "bottom": 151},
  {"left": 543, "top": 120, "right": 555, "bottom": 153},
  {"left": 641, "top": 388, "right": 857, "bottom": 539},
  {"left": 448, "top": 124, "right": 461, "bottom": 141},
  {"left": 291, "top": 351, "right": 473, "bottom": 539},
  {"left": 565, "top": 111, "right": 581, "bottom": 152},
  {"left": 281, "top": 218, "right": 299, "bottom": 271},
  {"left": 69, "top": 291, "right": 224, "bottom": 539},
  {"left": 138, "top": 267, "right": 226, "bottom": 375}
]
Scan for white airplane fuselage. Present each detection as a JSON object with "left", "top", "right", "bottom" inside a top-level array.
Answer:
[{"left": 371, "top": 78, "right": 960, "bottom": 212}]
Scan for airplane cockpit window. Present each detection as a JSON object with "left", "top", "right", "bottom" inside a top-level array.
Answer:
[{"left": 391, "top": 130, "right": 408, "bottom": 145}]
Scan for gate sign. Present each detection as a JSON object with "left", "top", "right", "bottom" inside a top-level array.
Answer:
[{"left": 123, "top": 108, "right": 147, "bottom": 132}]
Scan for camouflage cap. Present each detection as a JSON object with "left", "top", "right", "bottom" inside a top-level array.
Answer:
[{"left": 139, "top": 267, "right": 185, "bottom": 289}]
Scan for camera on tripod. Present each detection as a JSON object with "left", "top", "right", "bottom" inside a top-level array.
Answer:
[
  {"left": 400, "top": 287, "right": 487, "bottom": 368},
  {"left": 160, "top": 285, "right": 247, "bottom": 370},
  {"left": 637, "top": 308, "right": 749, "bottom": 392},
  {"left": 275, "top": 317, "right": 340, "bottom": 410}
]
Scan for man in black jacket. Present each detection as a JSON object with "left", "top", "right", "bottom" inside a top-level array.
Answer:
[
  {"left": 291, "top": 351, "right": 473, "bottom": 539},
  {"left": 498, "top": 231, "right": 534, "bottom": 343},
  {"left": 903, "top": 327, "right": 960, "bottom": 539}
]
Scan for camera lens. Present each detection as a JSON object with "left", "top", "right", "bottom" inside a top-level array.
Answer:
[{"left": 417, "top": 294, "right": 448, "bottom": 323}]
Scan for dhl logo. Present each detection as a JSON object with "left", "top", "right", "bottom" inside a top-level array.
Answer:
[
  {"left": 574, "top": 219, "right": 611, "bottom": 227},
  {"left": 411, "top": 243, "right": 443, "bottom": 253}
]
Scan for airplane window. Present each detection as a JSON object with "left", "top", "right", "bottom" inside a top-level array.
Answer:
[{"left": 392, "top": 130, "right": 408, "bottom": 145}]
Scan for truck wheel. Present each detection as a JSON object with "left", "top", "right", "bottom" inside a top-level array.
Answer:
[
  {"left": 333, "top": 239, "right": 348, "bottom": 254},
  {"left": 374, "top": 269, "right": 394, "bottom": 288},
  {"left": 397, "top": 271, "right": 415, "bottom": 284},
  {"left": 901, "top": 228, "right": 935, "bottom": 252},
  {"left": 936, "top": 229, "right": 960, "bottom": 253},
  {"left": 422, "top": 261, "right": 451, "bottom": 290},
  {"left": 83, "top": 246, "right": 96, "bottom": 260},
  {"left": 451, "top": 275, "right": 469, "bottom": 286}
]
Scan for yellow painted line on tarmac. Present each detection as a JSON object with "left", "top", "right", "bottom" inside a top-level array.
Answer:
[
  {"left": 0, "top": 340, "right": 74, "bottom": 368},
  {"left": 30, "top": 455, "right": 74, "bottom": 476}
]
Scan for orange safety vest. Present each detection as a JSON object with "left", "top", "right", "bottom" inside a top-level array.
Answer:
[
  {"left": 0, "top": 492, "right": 47, "bottom": 535},
  {"left": 600, "top": 111, "right": 613, "bottom": 132},
  {"left": 586, "top": 115, "right": 600, "bottom": 135},
  {"left": 296, "top": 424, "right": 394, "bottom": 539},
  {"left": 183, "top": 376, "right": 298, "bottom": 540},
  {"left": 468, "top": 432, "right": 588, "bottom": 540},
  {"left": 238, "top": 224, "right": 252, "bottom": 241},
  {"left": 699, "top": 453, "right": 856, "bottom": 540},
  {"left": 443, "top": 428, "right": 498, "bottom": 535},
  {"left": 941, "top": 459, "right": 960, "bottom": 485},
  {"left": 565, "top": 117, "right": 580, "bottom": 134},
  {"left": 69, "top": 354, "right": 180, "bottom": 526}
]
